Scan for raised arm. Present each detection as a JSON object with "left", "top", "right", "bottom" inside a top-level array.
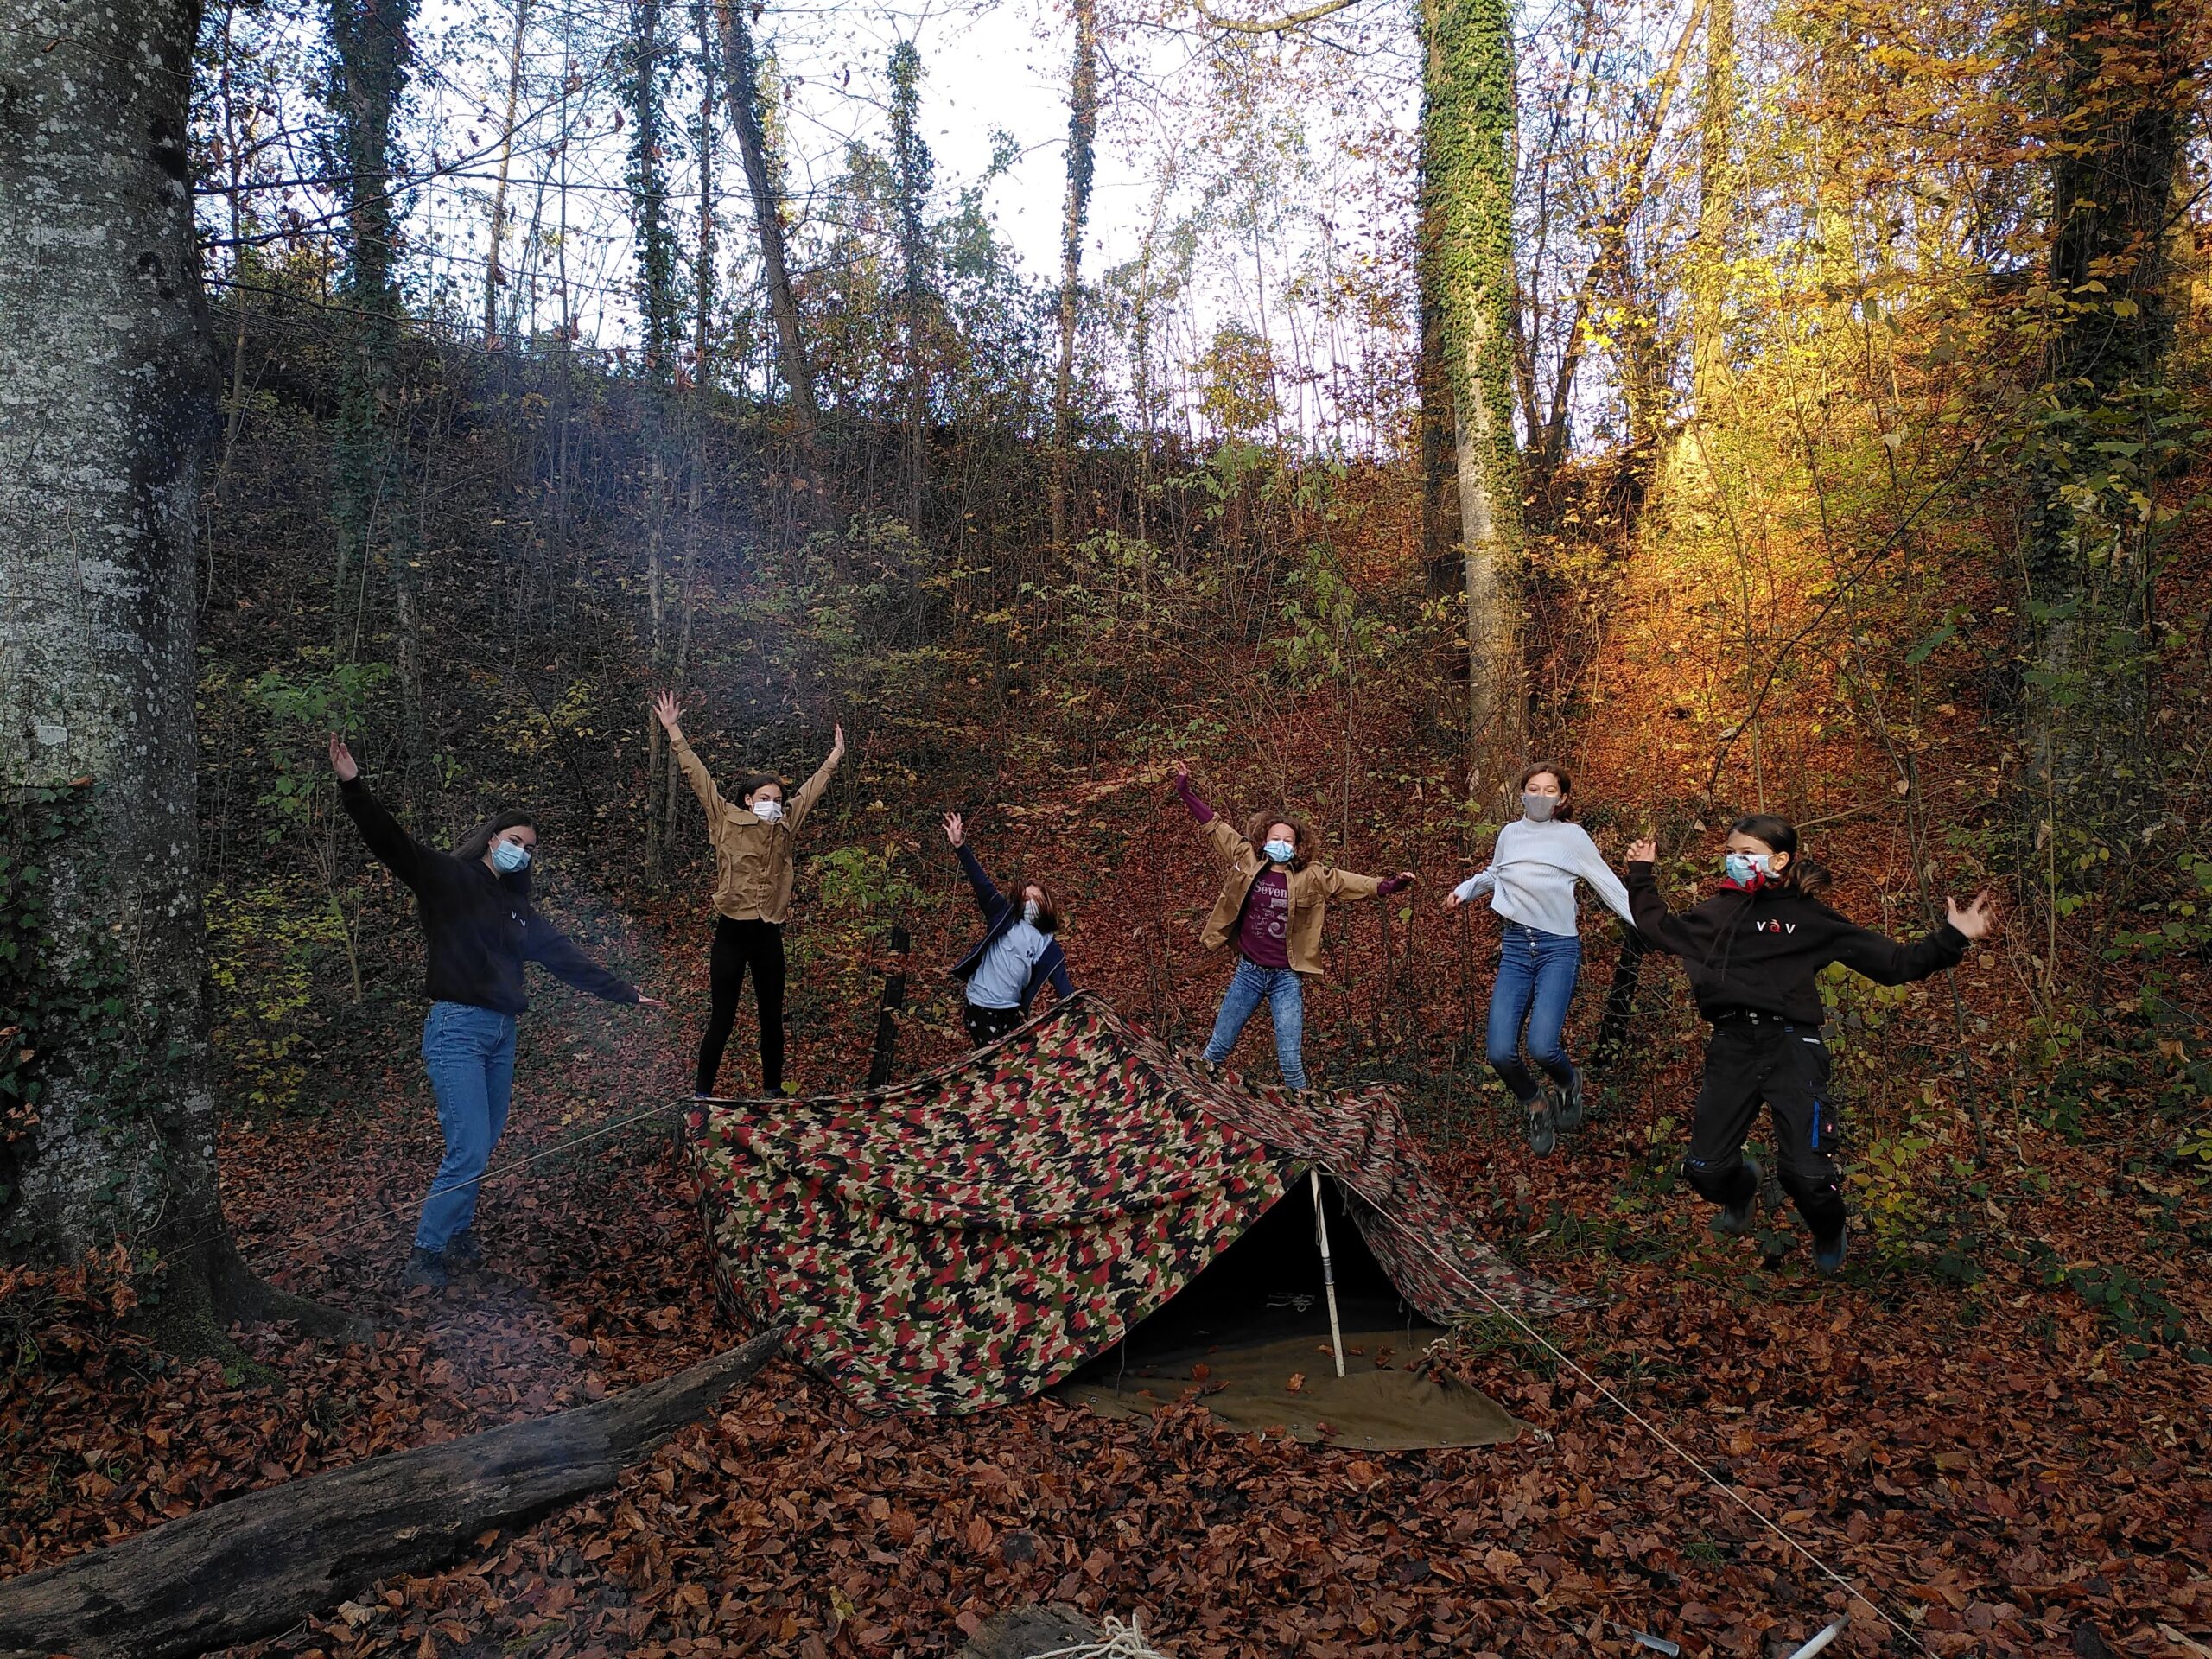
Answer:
[
  {"left": 785, "top": 722, "right": 845, "bottom": 836},
  {"left": 1446, "top": 868, "right": 1496, "bottom": 909},
  {"left": 655, "top": 694, "right": 726, "bottom": 819},
  {"left": 523, "top": 912, "right": 643, "bottom": 1004},
  {"left": 1828, "top": 913, "right": 1973, "bottom": 986},
  {"left": 1624, "top": 843, "right": 1700, "bottom": 959},
  {"left": 943, "top": 812, "right": 1006, "bottom": 920},
  {"left": 330, "top": 735, "right": 429, "bottom": 889},
  {"left": 1172, "top": 765, "right": 1215, "bottom": 825},
  {"left": 1570, "top": 828, "right": 1637, "bottom": 926},
  {"left": 1321, "top": 866, "right": 1416, "bottom": 903}
]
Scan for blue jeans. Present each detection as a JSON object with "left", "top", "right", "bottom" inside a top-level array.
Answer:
[
  {"left": 1203, "top": 958, "right": 1307, "bottom": 1090},
  {"left": 1487, "top": 921, "right": 1581, "bottom": 1104},
  {"left": 416, "top": 1001, "right": 518, "bottom": 1251}
]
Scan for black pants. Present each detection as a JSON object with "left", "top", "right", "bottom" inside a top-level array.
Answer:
[
  {"left": 963, "top": 1001, "right": 1025, "bottom": 1049},
  {"left": 1681, "top": 1019, "right": 1846, "bottom": 1241},
  {"left": 697, "top": 917, "right": 785, "bottom": 1096}
]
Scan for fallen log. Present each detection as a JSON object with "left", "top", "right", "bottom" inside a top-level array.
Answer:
[
  {"left": 0, "top": 1326, "right": 786, "bottom": 1659},
  {"left": 956, "top": 1603, "right": 1112, "bottom": 1658}
]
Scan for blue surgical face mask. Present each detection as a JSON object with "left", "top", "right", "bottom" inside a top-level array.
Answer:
[
  {"left": 751, "top": 797, "right": 785, "bottom": 824},
  {"left": 491, "top": 838, "right": 531, "bottom": 874},
  {"left": 1723, "top": 850, "right": 1769, "bottom": 887},
  {"left": 1263, "top": 838, "right": 1296, "bottom": 865}
]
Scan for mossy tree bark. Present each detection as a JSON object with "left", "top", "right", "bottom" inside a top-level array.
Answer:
[
  {"left": 889, "top": 41, "right": 934, "bottom": 537},
  {"left": 327, "top": 0, "right": 424, "bottom": 771},
  {"left": 1421, "top": 0, "right": 1526, "bottom": 771},
  {"left": 0, "top": 0, "right": 353, "bottom": 1345},
  {"left": 1050, "top": 0, "right": 1101, "bottom": 555},
  {"left": 715, "top": 0, "right": 818, "bottom": 436}
]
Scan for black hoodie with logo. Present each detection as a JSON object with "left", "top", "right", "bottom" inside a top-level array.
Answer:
[
  {"left": 1624, "top": 861, "right": 1967, "bottom": 1027},
  {"left": 340, "top": 777, "right": 639, "bottom": 1014}
]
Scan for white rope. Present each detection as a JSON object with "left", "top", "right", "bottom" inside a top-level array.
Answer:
[
  {"left": 1023, "top": 1613, "right": 1172, "bottom": 1659},
  {"left": 1381, "top": 1209, "right": 1928, "bottom": 1654}
]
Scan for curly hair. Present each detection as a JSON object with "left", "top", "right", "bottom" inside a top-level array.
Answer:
[{"left": 1243, "top": 810, "right": 1317, "bottom": 871}]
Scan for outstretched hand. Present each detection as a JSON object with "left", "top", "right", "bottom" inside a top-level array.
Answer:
[
  {"left": 830, "top": 722, "right": 848, "bottom": 762},
  {"left": 1626, "top": 837, "right": 1658, "bottom": 864},
  {"left": 327, "top": 734, "right": 359, "bottom": 782},
  {"left": 652, "top": 691, "right": 683, "bottom": 737},
  {"left": 1395, "top": 870, "right": 1417, "bottom": 887},
  {"left": 942, "top": 811, "right": 964, "bottom": 849},
  {"left": 636, "top": 993, "right": 669, "bottom": 1009},
  {"left": 1173, "top": 761, "right": 1191, "bottom": 791},
  {"left": 1444, "top": 887, "right": 1465, "bottom": 911},
  {"left": 1947, "top": 889, "right": 1999, "bottom": 941}
]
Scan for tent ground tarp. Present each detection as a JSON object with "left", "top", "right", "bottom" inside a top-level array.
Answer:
[
  {"left": 1053, "top": 1328, "right": 1522, "bottom": 1450},
  {"left": 687, "top": 994, "right": 1578, "bottom": 1414}
]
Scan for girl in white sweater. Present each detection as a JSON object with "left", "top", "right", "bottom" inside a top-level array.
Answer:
[{"left": 1445, "top": 760, "right": 1635, "bottom": 1155}]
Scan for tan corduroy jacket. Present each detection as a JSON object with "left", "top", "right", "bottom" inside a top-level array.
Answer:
[
  {"left": 671, "top": 731, "right": 840, "bottom": 925},
  {"left": 1197, "top": 817, "right": 1389, "bottom": 978}
]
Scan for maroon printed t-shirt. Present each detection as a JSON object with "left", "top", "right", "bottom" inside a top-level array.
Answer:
[{"left": 1236, "top": 868, "right": 1294, "bottom": 969}]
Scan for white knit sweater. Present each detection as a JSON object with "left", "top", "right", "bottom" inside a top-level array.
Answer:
[{"left": 1452, "top": 817, "right": 1634, "bottom": 938}]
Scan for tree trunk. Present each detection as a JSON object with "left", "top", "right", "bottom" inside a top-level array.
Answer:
[
  {"left": 1050, "top": 0, "right": 1101, "bottom": 554},
  {"left": 1422, "top": 0, "right": 1525, "bottom": 774},
  {"left": 1690, "top": 0, "right": 1735, "bottom": 415},
  {"left": 0, "top": 1332, "right": 787, "bottom": 1659},
  {"left": 889, "top": 41, "right": 933, "bottom": 537},
  {"left": 714, "top": 0, "right": 817, "bottom": 430},
  {"left": 483, "top": 0, "right": 531, "bottom": 346},
  {"left": 0, "top": 0, "right": 346, "bottom": 1348}
]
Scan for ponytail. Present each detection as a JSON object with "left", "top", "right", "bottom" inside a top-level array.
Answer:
[{"left": 1729, "top": 812, "right": 1831, "bottom": 894}]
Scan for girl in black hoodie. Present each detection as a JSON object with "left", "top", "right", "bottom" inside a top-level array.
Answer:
[{"left": 1624, "top": 813, "right": 1996, "bottom": 1274}]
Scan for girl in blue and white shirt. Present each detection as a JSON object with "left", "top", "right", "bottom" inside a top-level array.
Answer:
[{"left": 1446, "top": 760, "right": 1634, "bottom": 1155}]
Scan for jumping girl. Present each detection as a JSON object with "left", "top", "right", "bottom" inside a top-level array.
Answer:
[
  {"left": 1444, "top": 760, "right": 1636, "bottom": 1156},
  {"left": 653, "top": 693, "right": 844, "bottom": 1097},
  {"left": 328, "top": 736, "right": 664, "bottom": 1290},
  {"left": 1624, "top": 814, "right": 1996, "bottom": 1274},
  {"left": 941, "top": 812, "right": 1073, "bottom": 1046},
  {"left": 1173, "top": 765, "right": 1414, "bottom": 1093}
]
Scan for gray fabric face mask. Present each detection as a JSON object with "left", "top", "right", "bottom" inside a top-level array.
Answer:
[{"left": 1522, "top": 792, "right": 1559, "bottom": 823}]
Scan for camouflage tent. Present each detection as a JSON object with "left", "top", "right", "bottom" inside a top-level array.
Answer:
[{"left": 686, "top": 994, "right": 1577, "bottom": 1414}]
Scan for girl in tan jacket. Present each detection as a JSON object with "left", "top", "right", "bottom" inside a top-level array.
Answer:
[
  {"left": 1173, "top": 766, "right": 1413, "bottom": 1092},
  {"left": 655, "top": 693, "right": 843, "bottom": 1095}
]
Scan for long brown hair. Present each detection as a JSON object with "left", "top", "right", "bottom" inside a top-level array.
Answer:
[
  {"left": 1014, "top": 877, "right": 1063, "bottom": 935},
  {"left": 1516, "top": 759, "right": 1574, "bottom": 820},
  {"left": 1243, "top": 810, "right": 1317, "bottom": 872}
]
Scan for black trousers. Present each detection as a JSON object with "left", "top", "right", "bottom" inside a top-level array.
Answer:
[
  {"left": 962, "top": 1001, "right": 1025, "bottom": 1049},
  {"left": 1681, "top": 1019, "right": 1847, "bottom": 1241},
  {"left": 697, "top": 917, "right": 785, "bottom": 1096}
]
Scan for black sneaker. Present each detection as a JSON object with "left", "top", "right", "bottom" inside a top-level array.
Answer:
[
  {"left": 1813, "top": 1227, "right": 1848, "bottom": 1277},
  {"left": 1711, "top": 1160, "right": 1761, "bottom": 1237},
  {"left": 444, "top": 1229, "right": 484, "bottom": 1269},
  {"left": 1552, "top": 1070, "right": 1585, "bottom": 1132},
  {"left": 1525, "top": 1099, "right": 1558, "bottom": 1157},
  {"left": 401, "top": 1246, "right": 449, "bottom": 1290}
]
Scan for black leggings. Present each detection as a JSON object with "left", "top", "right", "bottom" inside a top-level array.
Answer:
[{"left": 697, "top": 917, "right": 785, "bottom": 1096}]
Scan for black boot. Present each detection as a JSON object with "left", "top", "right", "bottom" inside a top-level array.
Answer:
[
  {"left": 1710, "top": 1159, "right": 1761, "bottom": 1237},
  {"left": 1525, "top": 1097, "right": 1558, "bottom": 1157},
  {"left": 1552, "top": 1069, "right": 1585, "bottom": 1132},
  {"left": 401, "top": 1246, "right": 449, "bottom": 1290},
  {"left": 444, "top": 1229, "right": 483, "bottom": 1269}
]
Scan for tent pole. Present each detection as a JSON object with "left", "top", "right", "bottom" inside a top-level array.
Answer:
[{"left": 1310, "top": 1169, "right": 1346, "bottom": 1378}]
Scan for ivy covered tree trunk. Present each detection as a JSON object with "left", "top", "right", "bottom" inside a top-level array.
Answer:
[
  {"left": 2021, "top": 0, "right": 2190, "bottom": 933},
  {"left": 889, "top": 41, "right": 933, "bottom": 537},
  {"left": 328, "top": 0, "right": 423, "bottom": 767},
  {"left": 0, "top": 0, "right": 346, "bottom": 1343},
  {"left": 1050, "top": 0, "right": 1100, "bottom": 554},
  {"left": 629, "top": 0, "right": 678, "bottom": 879},
  {"left": 1421, "top": 0, "right": 1525, "bottom": 767}
]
